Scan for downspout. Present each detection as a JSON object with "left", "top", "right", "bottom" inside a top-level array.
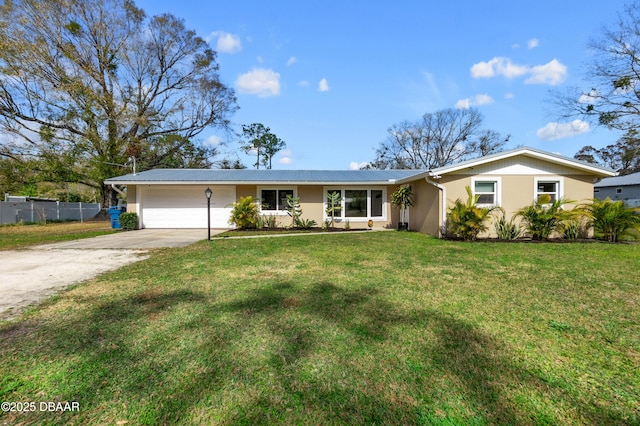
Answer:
[
  {"left": 424, "top": 175, "right": 446, "bottom": 238},
  {"left": 110, "top": 184, "right": 127, "bottom": 203}
]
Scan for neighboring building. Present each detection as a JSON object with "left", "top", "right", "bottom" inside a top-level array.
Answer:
[
  {"left": 105, "top": 147, "right": 616, "bottom": 237},
  {"left": 594, "top": 171, "right": 640, "bottom": 207}
]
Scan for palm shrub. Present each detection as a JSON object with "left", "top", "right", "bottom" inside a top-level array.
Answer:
[
  {"left": 228, "top": 196, "right": 258, "bottom": 229},
  {"left": 493, "top": 210, "right": 522, "bottom": 240},
  {"left": 515, "top": 194, "right": 579, "bottom": 240},
  {"left": 582, "top": 197, "right": 640, "bottom": 242},
  {"left": 447, "top": 186, "right": 500, "bottom": 241}
]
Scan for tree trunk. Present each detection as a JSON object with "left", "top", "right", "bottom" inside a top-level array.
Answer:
[{"left": 102, "top": 184, "right": 119, "bottom": 207}]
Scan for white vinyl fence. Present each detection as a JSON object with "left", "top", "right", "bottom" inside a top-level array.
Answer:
[{"left": 0, "top": 201, "right": 101, "bottom": 225}]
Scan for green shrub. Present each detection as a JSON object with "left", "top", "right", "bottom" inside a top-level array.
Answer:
[
  {"left": 447, "top": 186, "right": 500, "bottom": 241},
  {"left": 118, "top": 212, "right": 139, "bottom": 230},
  {"left": 494, "top": 211, "right": 522, "bottom": 240},
  {"left": 228, "top": 196, "right": 258, "bottom": 230},
  {"left": 582, "top": 197, "right": 640, "bottom": 242}
]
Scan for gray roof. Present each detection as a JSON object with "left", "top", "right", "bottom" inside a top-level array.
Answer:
[
  {"left": 595, "top": 171, "right": 640, "bottom": 187},
  {"left": 104, "top": 168, "right": 429, "bottom": 185},
  {"left": 104, "top": 146, "right": 617, "bottom": 186}
]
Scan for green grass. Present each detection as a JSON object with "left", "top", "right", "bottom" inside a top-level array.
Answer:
[
  {"left": 0, "top": 221, "right": 115, "bottom": 250},
  {"left": 0, "top": 233, "right": 638, "bottom": 425}
]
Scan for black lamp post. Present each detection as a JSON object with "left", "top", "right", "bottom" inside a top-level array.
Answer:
[{"left": 205, "top": 187, "right": 212, "bottom": 241}]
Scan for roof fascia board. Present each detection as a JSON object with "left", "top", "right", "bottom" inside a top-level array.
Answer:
[
  {"left": 103, "top": 179, "right": 409, "bottom": 186},
  {"left": 393, "top": 170, "right": 436, "bottom": 184},
  {"left": 433, "top": 148, "right": 617, "bottom": 177}
]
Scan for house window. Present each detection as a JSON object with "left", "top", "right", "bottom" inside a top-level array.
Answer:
[
  {"left": 259, "top": 188, "right": 294, "bottom": 212},
  {"left": 535, "top": 178, "right": 562, "bottom": 203},
  {"left": 616, "top": 188, "right": 623, "bottom": 194},
  {"left": 324, "top": 188, "right": 386, "bottom": 221},
  {"left": 345, "top": 190, "right": 367, "bottom": 217},
  {"left": 472, "top": 178, "right": 500, "bottom": 206}
]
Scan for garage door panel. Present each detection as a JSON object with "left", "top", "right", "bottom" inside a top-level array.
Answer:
[{"left": 141, "top": 185, "right": 235, "bottom": 229}]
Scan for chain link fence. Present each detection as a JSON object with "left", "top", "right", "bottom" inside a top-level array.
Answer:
[{"left": 0, "top": 201, "right": 102, "bottom": 225}]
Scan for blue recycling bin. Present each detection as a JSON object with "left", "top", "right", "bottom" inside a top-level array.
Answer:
[{"left": 108, "top": 206, "right": 125, "bottom": 229}]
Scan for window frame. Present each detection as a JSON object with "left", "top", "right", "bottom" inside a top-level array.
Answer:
[
  {"left": 471, "top": 177, "right": 501, "bottom": 207},
  {"left": 257, "top": 187, "right": 297, "bottom": 214},
  {"left": 534, "top": 177, "right": 563, "bottom": 203},
  {"left": 323, "top": 187, "right": 387, "bottom": 222}
]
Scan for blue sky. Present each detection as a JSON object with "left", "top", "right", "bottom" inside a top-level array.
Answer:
[{"left": 137, "top": 0, "right": 624, "bottom": 170}]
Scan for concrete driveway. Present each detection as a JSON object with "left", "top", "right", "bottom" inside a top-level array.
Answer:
[
  {"left": 33, "top": 228, "right": 221, "bottom": 249},
  {"left": 1, "top": 229, "right": 224, "bottom": 321}
]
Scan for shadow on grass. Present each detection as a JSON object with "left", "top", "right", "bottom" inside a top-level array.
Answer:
[{"left": 0, "top": 281, "right": 634, "bottom": 425}]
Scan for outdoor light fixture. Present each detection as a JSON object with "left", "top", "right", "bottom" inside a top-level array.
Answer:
[{"left": 205, "top": 187, "right": 212, "bottom": 241}]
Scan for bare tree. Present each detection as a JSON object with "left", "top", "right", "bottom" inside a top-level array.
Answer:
[
  {"left": 551, "top": 1, "right": 640, "bottom": 133},
  {"left": 371, "top": 108, "right": 507, "bottom": 169},
  {"left": 0, "top": 0, "right": 237, "bottom": 205}
]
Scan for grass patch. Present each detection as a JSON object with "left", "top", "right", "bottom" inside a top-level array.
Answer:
[
  {"left": 0, "top": 221, "right": 115, "bottom": 250},
  {"left": 0, "top": 233, "right": 638, "bottom": 424}
]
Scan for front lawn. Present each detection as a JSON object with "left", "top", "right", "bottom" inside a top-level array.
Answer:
[
  {"left": 0, "top": 221, "right": 115, "bottom": 250},
  {"left": 0, "top": 233, "right": 638, "bottom": 424}
]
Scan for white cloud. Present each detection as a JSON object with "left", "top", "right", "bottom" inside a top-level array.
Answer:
[
  {"left": 204, "top": 135, "right": 223, "bottom": 146},
  {"left": 298, "top": 80, "right": 309, "bottom": 87},
  {"left": 318, "top": 78, "right": 329, "bottom": 92},
  {"left": 278, "top": 150, "right": 293, "bottom": 164},
  {"left": 455, "top": 94, "right": 494, "bottom": 110},
  {"left": 349, "top": 161, "right": 369, "bottom": 170},
  {"left": 527, "top": 38, "right": 539, "bottom": 49},
  {"left": 206, "top": 31, "right": 242, "bottom": 54},
  {"left": 471, "top": 57, "right": 529, "bottom": 79},
  {"left": 256, "top": 56, "right": 264, "bottom": 64},
  {"left": 287, "top": 56, "right": 298, "bottom": 66},
  {"left": 235, "top": 68, "right": 281, "bottom": 97},
  {"left": 455, "top": 99, "right": 471, "bottom": 110},
  {"left": 525, "top": 59, "right": 567, "bottom": 85},
  {"left": 536, "top": 120, "right": 590, "bottom": 141},
  {"left": 504, "top": 92, "right": 514, "bottom": 99},
  {"left": 471, "top": 57, "right": 567, "bottom": 86}
]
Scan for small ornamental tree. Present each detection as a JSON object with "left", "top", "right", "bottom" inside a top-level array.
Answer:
[
  {"left": 391, "top": 185, "right": 414, "bottom": 228},
  {"left": 326, "top": 191, "right": 342, "bottom": 228},
  {"left": 285, "top": 195, "right": 302, "bottom": 228}
]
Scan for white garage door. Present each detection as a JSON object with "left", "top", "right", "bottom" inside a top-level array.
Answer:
[{"left": 141, "top": 185, "right": 235, "bottom": 229}]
